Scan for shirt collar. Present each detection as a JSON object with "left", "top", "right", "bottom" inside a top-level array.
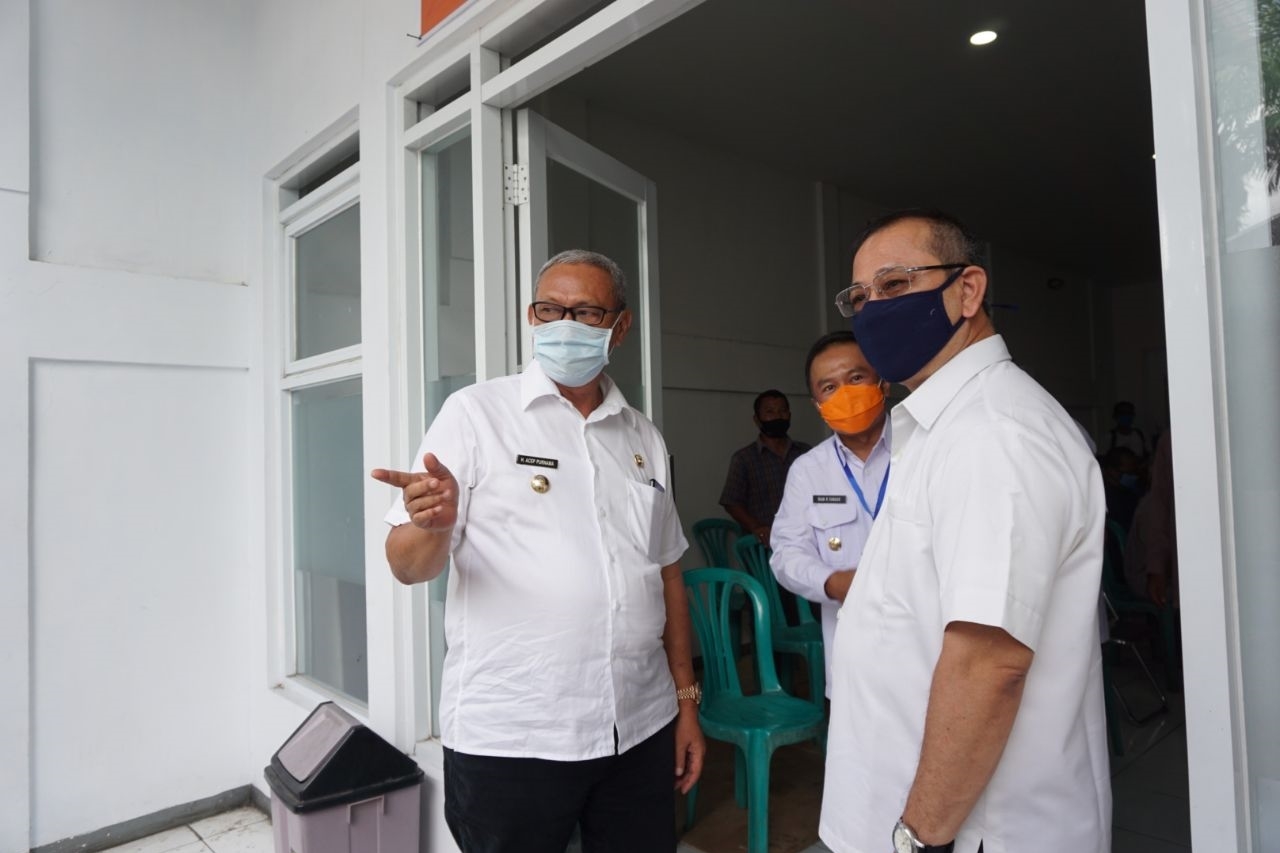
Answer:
[
  {"left": 829, "top": 418, "right": 892, "bottom": 466},
  {"left": 900, "top": 334, "right": 1012, "bottom": 431},
  {"left": 520, "top": 359, "right": 627, "bottom": 419},
  {"left": 755, "top": 436, "right": 795, "bottom": 456}
]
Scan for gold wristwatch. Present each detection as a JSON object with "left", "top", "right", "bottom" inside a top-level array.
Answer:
[{"left": 676, "top": 683, "right": 702, "bottom": 705}]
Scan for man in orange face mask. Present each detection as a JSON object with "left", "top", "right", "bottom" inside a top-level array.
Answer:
[{"left": 769, "top": 330, "right": 890, "bottom": 698}]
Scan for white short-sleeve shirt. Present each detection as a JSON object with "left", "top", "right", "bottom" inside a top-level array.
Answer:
[
  {"left": 769, "top": 431, "right": 890, "bottom": 695},
  {"left": 385, "top": 361, "right": 688, "bottom": 760},
  {"left": 819, "top": 336, "right": 1111, "bottom": 853}
]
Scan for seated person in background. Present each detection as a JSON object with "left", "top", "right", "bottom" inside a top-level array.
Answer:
[
  {"left": 1126, "top": 431, "right": 1178, "bottom": 607},
  {"left": 1106, "top": 400, "right": 1148, "bottom": 459},
  {"left": 770, "top": 331, "right": 890, "bottom": 697},
  {"left": 720, "top": 389, "right": 812, "bottom": 545},
  {"left": 1101, "top": 445, "right": 1144, "bottom": 531}
]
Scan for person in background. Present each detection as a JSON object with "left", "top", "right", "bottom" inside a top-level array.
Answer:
[
  {"left": 372, "top": 249, "right": 704, "bottom": 853},
  {"left": 770, "top": 331, "right": 890, "bottom": 697},
  {"left": 1101, "top": 445, "right": 1145, "bottom": 532},
  {"left": 1106, "top": 400, "right": 1148, "bottom": 459},
  {"left": 720, "top": 390, "right": 812, "bottom": 545},
  {"left": 820, "top": 209, "right": 1109, "bottom": 853}
]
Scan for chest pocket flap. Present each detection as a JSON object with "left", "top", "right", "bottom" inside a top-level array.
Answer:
[{"left": 805, "top": 500, "right": 859, "bottom": 531}]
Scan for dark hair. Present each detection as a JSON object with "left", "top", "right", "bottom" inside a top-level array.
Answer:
[
  {"left": 803, "top": 330, "right": 859, "bottom": 395},
  {"left": 1113, "top": 400, "right": 1135, "bottom": 417},
  {"left": 849, "top": 208, "right": 986, "bottom": 270},
  {"left": 753, "top": 389, "right": 789, "bottom": 418}
]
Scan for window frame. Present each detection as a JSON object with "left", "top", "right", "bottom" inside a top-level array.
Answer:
[{"left": 265, "top": 117, "right": 370, "bottom": 714}]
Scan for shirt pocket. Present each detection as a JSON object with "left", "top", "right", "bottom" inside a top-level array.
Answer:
[
  {"left": 623, "top": 478, "right": 667, "bottom": 564},
  {"left": 805, "top": 502, "right": 861, "bottom": 568}
]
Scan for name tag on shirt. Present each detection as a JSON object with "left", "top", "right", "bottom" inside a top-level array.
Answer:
[
  {"left": 813, "top": 495, "right": 847, "bottom": 504},
  {"left": 516, "top": 454, "right": 559, "bottom": 469}
]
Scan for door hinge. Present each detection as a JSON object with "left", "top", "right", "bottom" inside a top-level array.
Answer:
[{"left": 504, "top": 163, "right": 529, "bottom": 206}]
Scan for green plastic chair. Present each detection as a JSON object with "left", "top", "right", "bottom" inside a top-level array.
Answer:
[
  {"left": 692, "top": 517, "right": 748, "bottom": 656},
  {"left": 683, "top": 568, "right": 827, "bottom": 853},
  {"left": 692, "top": 517, "right": 743, "bottom": 568},
  {"left": 734, "top": 537, "right": 825, "bottom": 706}
]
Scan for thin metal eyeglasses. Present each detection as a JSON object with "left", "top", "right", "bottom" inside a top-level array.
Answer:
[
  {"left": 531, "top": 301, "right": 626, "bottom": 326},
  {"left": 834, "top": 264, "right": 967, "bottom": 317}
]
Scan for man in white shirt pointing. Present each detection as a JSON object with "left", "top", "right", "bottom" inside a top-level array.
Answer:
[{"left": 373, "top": 249, "right": 704, "bottom": 853}]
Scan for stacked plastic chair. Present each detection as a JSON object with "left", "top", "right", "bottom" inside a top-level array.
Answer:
[{"left": 683, "top": 568, "right": 827, "bottom": 853}]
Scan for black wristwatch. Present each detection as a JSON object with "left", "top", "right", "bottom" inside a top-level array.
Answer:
[{"left": 893, "top": 818, "right": 955, "bottom": 853}]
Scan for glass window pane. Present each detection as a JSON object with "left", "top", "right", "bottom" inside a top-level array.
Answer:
[
  {"left": 295, "top": 204, "right": 361, "bottom": 360},
  {"left": 1207, "top": 0, "right": 1280, "bottom": 845},
  {"left": 421, "top": 132, "right": 475, "bottom": 736},
  {"left": 291, "top": 377, "right": 367, "bottom": 703}
]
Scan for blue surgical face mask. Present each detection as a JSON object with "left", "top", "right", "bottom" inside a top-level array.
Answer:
[
  {"left": 1119, "top": 472, "right": 1140, "bottom": 491},
  {"left": 851, "top": 268, "right": 966, "bottom": 384},
  {"left": 532, "top": 319, "right": 615, "bottom": 387}
]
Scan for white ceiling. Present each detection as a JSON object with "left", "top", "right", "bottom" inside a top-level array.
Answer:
[{"left": 555, "top": 0, "right": 1160, "bottom": 282}]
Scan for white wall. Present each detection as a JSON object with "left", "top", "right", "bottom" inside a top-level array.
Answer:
[
  {"left": 29, "top": 0, "right": 252, "bottom": 282},
  {"left": 2, "top": 0, "right": 258, "bottom": 848},
  {"left": 1103, "top": 278, "right": 1169, "bottom": 442}
]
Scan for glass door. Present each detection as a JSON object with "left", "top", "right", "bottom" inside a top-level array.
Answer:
[{"left": 514, "top": 109, "right": 663, "bottom": 425}]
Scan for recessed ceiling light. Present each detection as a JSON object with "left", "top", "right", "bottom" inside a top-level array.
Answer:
[{"left": 970, "top": 30, "right": 998, "bottom": 46}]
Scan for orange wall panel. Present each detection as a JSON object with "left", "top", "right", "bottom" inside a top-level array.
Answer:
[{"left": 422, "top": 0, "right": 468, "bottom": 35}]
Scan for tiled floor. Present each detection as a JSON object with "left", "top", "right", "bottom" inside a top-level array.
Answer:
[{"left": 102, "top": 806, "right": 273, "bottom": 853}]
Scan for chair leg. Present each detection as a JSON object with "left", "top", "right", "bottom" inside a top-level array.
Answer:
[
  {"left": 745, "top": 740, "right": 772, "bottom": 853},
  {"left": 734, "top": 745, "right": 747, "bottom": 808},
  {"left": 685, "top": 781, "right": 698, "bottom": 832}
]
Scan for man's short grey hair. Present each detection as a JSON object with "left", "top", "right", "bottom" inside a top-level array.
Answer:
[{"left": 536, "top": 249, "right": 628, "bottom": 307}]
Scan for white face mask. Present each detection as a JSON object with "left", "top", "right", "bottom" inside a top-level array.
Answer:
[{"left": 531, "top": 319, "right": 614, "bottom": 387}]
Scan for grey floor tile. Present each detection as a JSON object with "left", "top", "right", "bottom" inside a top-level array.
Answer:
[
  {"left": 190, "top": 805, "right": 268, "bottom": 841},
  {"left": 201, "top": 818, "right": 274, "bottom": 853},
  {"left": 1112, "top": 781, "right": 1191, "bottom": 846},
  {"left": 100, "top": 827, "right": 204, "bottom": 853},
  {"left": 1112, "top": 826, "right": 1191, "bottom": 853}
]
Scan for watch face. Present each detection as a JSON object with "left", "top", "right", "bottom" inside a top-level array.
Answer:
[{"left": 893, "top": 822, "right": 919, "bottom": 853}]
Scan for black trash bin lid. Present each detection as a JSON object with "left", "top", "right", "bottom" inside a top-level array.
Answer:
[{"left": 265, "top": 702, "right": 424, "bottom": 814}]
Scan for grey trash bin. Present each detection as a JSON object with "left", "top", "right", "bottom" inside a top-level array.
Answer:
[{"left": 265, "top": 701, "right": 424, "bottom": 853}]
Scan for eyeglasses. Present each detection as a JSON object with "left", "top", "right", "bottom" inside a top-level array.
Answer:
[
  {"left": 834, "top": 264, "right": 967, "bottom": 317},
  {"left": 531, "top": 301, "right": 626, "bottom": 326}
]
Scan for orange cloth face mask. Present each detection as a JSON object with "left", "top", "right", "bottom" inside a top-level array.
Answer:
[{"left": 817, "top": 383, "right": 885, "bottom": 435}]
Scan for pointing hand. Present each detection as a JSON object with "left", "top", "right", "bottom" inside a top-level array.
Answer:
[{"left": 371, "top": 453, "right": 458, "bottom": 533}]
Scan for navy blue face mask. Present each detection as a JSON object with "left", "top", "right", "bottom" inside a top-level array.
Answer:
[{"left": 851, "top": 267, "right": 966, "bottom": 383}]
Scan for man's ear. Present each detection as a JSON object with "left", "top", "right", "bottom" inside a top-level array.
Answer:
[
  {"left": 957, "top": 266, "right": 988, "bottom": 319},
  {"left": 609, "top": 308, "right": 633, "bottom": 349}
]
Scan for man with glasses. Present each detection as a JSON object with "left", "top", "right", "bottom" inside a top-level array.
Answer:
[
  {"left": 372, "top": 249, "right": 704, "bottom": 853},
  {"left": 818, "top": 211, "right": 1109, "bottom": 853}
]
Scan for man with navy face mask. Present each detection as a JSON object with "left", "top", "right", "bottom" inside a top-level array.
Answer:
[
  {"left": 818, "top": 211, "right": 1110, "bottom": 853},
  {"left": 372, "top": 249, "right": 704, "bottom": 853}
]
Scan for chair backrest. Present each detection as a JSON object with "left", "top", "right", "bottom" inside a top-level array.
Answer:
[
  {"left": 734, "top": 537, "right": 817, "bottom": 629},
  {"left": 684, "top": 568, "right": 782, "bottom": 699},
  {"left": 692, "top": 518, "right": 743, "bottom": 568}
]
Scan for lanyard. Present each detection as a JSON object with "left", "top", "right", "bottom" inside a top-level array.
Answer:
[{"left": 835, "top": 442, "right": 889, "bottom": 519}]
